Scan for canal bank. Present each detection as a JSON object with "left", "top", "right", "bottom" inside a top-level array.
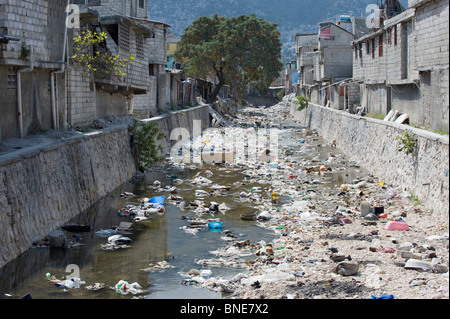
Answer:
[{"left": 0, "top": 104, "right": 211, "bottom": 269}]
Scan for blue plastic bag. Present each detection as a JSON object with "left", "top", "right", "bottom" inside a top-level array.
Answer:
[
  {"left": 149, "top": 196, "right": 165, "bottom": 205},
  {"left": 208, "top": 221, "right": 223, "bottom": 229}
]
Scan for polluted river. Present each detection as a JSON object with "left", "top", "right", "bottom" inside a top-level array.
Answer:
[{"left": 1, "top": 102, "right": 448, "bottom": 300}]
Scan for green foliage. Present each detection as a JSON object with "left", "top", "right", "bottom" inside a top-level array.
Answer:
[
  {"left": 128, "top": 119, "right": 165, "bottom": 172},
  {"left": 408, "top": 190, "right": 422, "bottom": 206},
  {"left": 276, "top": 89, "right": 284, "bottom": 101},
  {"left": 365, "top": 113, "right": 385, "bottom": 120},
  {"left": 72, "top": 30, "right": 135, "bottom": 80},
  {"left": 432, "top": 128, "right": 449, "bottom": 136},
  {"left": 293, "top": 96, "right": 309, "bottom": 111},
  {"left": 19, "top": 32, "right": 31, "bottom": 60},
  {"left": 396, "top": 132, "right": 417, "bottom": 155},
  {"left": 175, "top": 14, "right": 283, "bottom": 102}
]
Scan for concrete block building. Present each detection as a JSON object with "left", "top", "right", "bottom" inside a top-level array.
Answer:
[
  {"left": 294, "top": 33, "right": 319, "bottom": 99},
  {"left": 294, "top": 16, "right": 376, "bottom": 113},
  {"left": 129, "top": 17, "right": 171, "bottom": 118},
  {"left": 0, "top": 0, "right": 67, "bottom": 141},
  {"left": 309, "top": 21, "right": 354, "bottom": 109},
  {"left": 0, "top": 0, "right": 171, "bottom": 141},
  {"left": 70, "top": 0, "right": 170, "bottom": 124},
  {"left": 352, "top": 0, "right": 449, "bottom": 131}
]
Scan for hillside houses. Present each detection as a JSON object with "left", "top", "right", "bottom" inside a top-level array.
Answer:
[
  {"left": 294, "top": 18, "right": 370, "bottom": 112},
  {"left": 67, "top": 1, "right": 167, "bottom": 125},
  {"left": 295, "top": 33, "right": 318, "bottom": 98},
  {"left": 1, "top": 0, "right": 448, "bottom": 142}
]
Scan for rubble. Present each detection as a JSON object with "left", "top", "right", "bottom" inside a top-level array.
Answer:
[{"left": 100, "top": 234, "right": 132, "bottom": 251}]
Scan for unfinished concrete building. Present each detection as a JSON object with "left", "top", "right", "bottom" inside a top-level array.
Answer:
[
  {"left": 0, "top": 0, "right": 171, "bottom": 141},
  {"left": 0, "top": 0, "right": 67, "bottom": 141},
  {"left": 70, "top": 0, "right": 170, "bottom": 124},
  {"left": 129, "top": 18, "right": 171, "bottom": 118},
  {"left": 294, "top": 33, "right": 318, "bottom": 99},
  {"left": 352, "top": 0, "right": 449, "bottom": 131},
  {"left": 310, "top": 21, "right": 354, "bottom": 109}
]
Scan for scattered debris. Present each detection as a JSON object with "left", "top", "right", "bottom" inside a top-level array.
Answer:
[{"left": 140, "top": 260, "right": 176, "bottom": 272}]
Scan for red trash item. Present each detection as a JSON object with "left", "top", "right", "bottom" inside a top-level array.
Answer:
[{"left": 384, "top": 221, "right": 409, "bottom": 231}]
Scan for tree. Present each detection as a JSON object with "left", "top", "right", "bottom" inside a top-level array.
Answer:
[
  {"left": 175, "top": 14, "right": 283, "bottom": 103},
  {"left": 72, "top": 30, "right": 135, "bottom": 80}
]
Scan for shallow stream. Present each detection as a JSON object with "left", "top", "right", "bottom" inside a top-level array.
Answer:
[{"left": 0, "top": 123, "right": 366, "bottom": 299}]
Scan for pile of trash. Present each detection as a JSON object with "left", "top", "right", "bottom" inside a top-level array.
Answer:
[
  {"left": 95, "top": 221, "right": 135, "bottom": 251},
  {"left": 164, "top": 102, "right": 449, "bottom": 299},
  {"left": 40, "top": 101, "right": 447, "bottom": 299},
  {"left": 140, "top": 260, "right": 176, "bottom": 272},
  {"left": 118, "top": 195, "right": 166, "bottom": 222},
  {"left": 96, "top": 196, "right": 166, "bottom": 251},
  {"left": 47, "top": 272, "right": 144, "bottom": 296},
  {"left": 113, "top": 280, "right": 144, "bottom": 295},
  {"left": 90, "top": 115, "right": 135, "bottom": 130},
  {"left": 48, "top": 275, "right": 86, "bottom": 289},
  {"left": 100, "top": 234, "right": 133, "bottom": 251}
]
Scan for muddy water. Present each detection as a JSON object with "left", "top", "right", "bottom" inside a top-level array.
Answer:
[{"left": 0, "top": 125, "right": 366, "bottom": 299}]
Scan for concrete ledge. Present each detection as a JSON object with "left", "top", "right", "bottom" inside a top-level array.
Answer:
[{"left": 0, "top": 125, "right": 130, "bottom": 166}]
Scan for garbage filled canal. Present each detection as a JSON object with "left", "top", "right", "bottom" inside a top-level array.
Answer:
[{"left": 0, "top": 119, "right": 367, "bottom": 299}]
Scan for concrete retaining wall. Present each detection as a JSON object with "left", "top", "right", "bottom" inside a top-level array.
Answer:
[
  {"left": 0, "top": 105, "right": 211, "bottom": 268},
  {"left": 289, "top": 102, "right": 449, "bottom": 221},
  {"left": 142, "top": 104, "right": 211, "bottom": 154},
  {"left": 0, "top": 127, "right": 135, "bottom": 268}
]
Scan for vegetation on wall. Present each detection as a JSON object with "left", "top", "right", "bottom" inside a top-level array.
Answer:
[
  {"left": 293, "top": 95, "right": 310, "bottom": 111},
  {"left": 276, "top": 89, "right": 285, "bottom": 101},
  {"left": 396, "top": 131, "right": 417, "bottom": 155},
  {"left": 19, "top": 32, "right": 31, "bottom": 60},
  {"left": 128, "top": 119, "right": 165, "bottom": 172}
]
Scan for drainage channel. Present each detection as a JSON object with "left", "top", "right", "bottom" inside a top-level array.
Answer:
[{"left": 0, "top": 120, "right": 366, "bottom": 299}]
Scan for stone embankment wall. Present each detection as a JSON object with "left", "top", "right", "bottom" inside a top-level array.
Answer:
[
  {"left": 0, "top": 105, "right": 211, "bottom": 269},
  {"left": 289, "top": 102, "right": 449, "bottom": 222},
  {"left": 144, "top": 105, "right": 211, "bottom": 154},
  {"left": 0, "top": 127, "right": 135, "bottom": 269}
]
